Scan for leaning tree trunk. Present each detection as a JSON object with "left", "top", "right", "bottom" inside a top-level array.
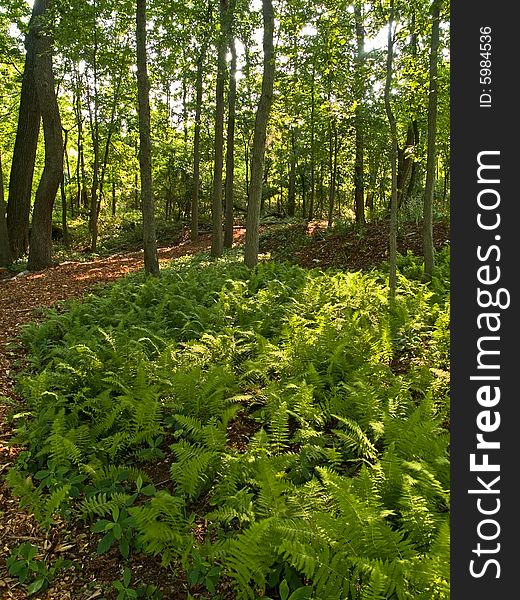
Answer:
[
  {"left": 0, "top": 152, "right": 11, "bottom": 266},
  {"left": 244, "top": 0, "right": 275, "bottom": 268},
  {"left": 384, "top": 0, "right": 398, "bottom": 300},
  {"left": 6, "top": 0, "right": 44, "bottom": 259},
  {"left": 136, "top": 0, "right": 159, "bottom": 276},
  {"left": 224, "top": 33, "right": 237, "bottom": 249},
  {"left": 423, "top": 0, "right": 442, "bottom": 279},
  {"left": 27, "top": 0, "right": 63, "bottom": 272}
]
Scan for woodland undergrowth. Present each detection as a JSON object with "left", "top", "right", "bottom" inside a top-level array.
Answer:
[{"left": 6, "top": 248, "right": 450, "bottom": 599}]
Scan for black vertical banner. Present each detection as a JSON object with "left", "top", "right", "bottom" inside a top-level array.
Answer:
[{"left": 452, "top": 2, "right": 518, "bottom": 598}]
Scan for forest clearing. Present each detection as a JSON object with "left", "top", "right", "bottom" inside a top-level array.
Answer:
[{"left": 1, "top": 0, "right": 449, "bottom": 598}]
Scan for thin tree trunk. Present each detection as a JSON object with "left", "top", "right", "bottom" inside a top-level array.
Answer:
[
  {"left": 287, "top": 130, "right": 296, "bottom": 217},
  {"left": 60, "top": 129, "right": 70, "bottom": 247},
  {"left": 354, "top": 0, "right": 365, "bottom": 224},
  {"left": 87, "top": 9, "right": 100, "bottom": 252},
  {"left": 136, "top": 0, "right": 159, "bottom": 275},
  {"left": 308, "top": 64, "right": 315, "bottom": 222},
  {"left": 384, "top": 0, "right": 398, "bottom": 299},
  {"left": 27, "top": 0, "right": 64, "bottom": 271},
  {"left": 211, "top": 0, "right": 229, "bottom": 257},
  {"left": 191, "top": 40, "right": 208, "bottom": 242},
  {"left": 111, "top": 168, "right": 117, "bottom": 216},
  {"left": 98, "top": 44, "right": 128, "bottom": 212},
  {"left": 244, "top": 0, "right": 275, "bottom": 267},
  {"left": 423, "top": 0, "right": 441, "bottom": 278},
  {"left": 224, "top": 34, "right": 237, "bottom": 248},
  {"left": 6, "top": 0, "right": 44, "bottom": 259},
  {"left": 327, "top": 120, "right": 337, "bottom": 227}
]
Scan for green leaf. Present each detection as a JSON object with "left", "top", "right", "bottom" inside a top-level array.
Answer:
[
  {"left": 27, "top": 578, "right": 45, "bottom": 595},
  {"left": 113, "top": 522, "right": 123, "bottom": 540},
  {"left": 119, "top": 537, "right": 130, "bottom": 559},
  {"left": 288, "top": 587, "right": 313, "bottom": 600},
  {"left": 280, "top": 579, "right": 290, "bottom": 600},
  {"left": 188, "top": 569, "right": 201, "bottom": 587},
  {"left": 123, "top": 567, "right": 132, "bottom": 587},
  {"left": 91, "top": 519, "right": 110, "bottom": 533},
  {"left": 141, "top": 484, "right": 156, "bottom": 496},
  {"left": 97, "top": 532, "right": 114, "bottom": 554}
]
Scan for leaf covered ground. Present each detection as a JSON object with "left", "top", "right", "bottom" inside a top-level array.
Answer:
[{"left": 0, "top": 221, "right": 450, "bottom": 599}]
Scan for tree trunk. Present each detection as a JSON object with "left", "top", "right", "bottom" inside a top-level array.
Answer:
[
  {"left": 27, "top": 0, "right": 64, "bottom": 272},
  {"left": 191, "top": 41, "right": 208, "bottom": 242},
  {"left": 224, "top": 34, "right": 237, "bottom": 248},
  {"left": 308, "top": 65, "right": 315, "bottom": 221},
  {"left": 423, "top": 0, "right": 441, "bottom": 279},
  {"left": 111, "top": 169, "right": 117, "bottom": 216},
  {"left": 244, "top": 0, "right": 275, "bottom": 268},
  {"left": 287, "top": 130, "right": 296, "bottom": 217},
  {"left": 6, "top": 0, "right": 44, "bottom": 259},
  {"left": 87, "top": 5, "right": 100, "bottom": 252},
  {"left": 0, "top": 152, "right": 11, "bottom": 266},
  {"left": 60, "top": 130, "right": 70, "bottom": 248},
  {"left": 384, "top": 0, "right": 398, "bottom": 299},
  {"left": 211, "top": 0, "right": 229, "bottom": 257},
  {"left": 354, "top": 0, "right": 365, "bottom": 225},
  {"left": 136, "top": 0, "right": 159, "bottom": 276},
  {"left": 327, "top": 120, "right": 337, "bottom": 227}
]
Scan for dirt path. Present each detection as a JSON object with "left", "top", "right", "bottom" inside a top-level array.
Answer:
[{"left": 0, "top": 231, "right": 250, "bottom": 398}]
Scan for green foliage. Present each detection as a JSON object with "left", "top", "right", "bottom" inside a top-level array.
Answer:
[
  {"left": 9, "top": 252, "right": 449, "bottom": 598},
  {"left": 111, "top": 567, "right": 163, "bottom": 600},
  {"left": 6, "top": 543, "right": 73, "bottom": 595}
]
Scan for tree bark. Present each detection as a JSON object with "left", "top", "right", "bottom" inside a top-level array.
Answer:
[
  {"left": 384, "top": 0, "right": 398, "bottom": 299},
  {"left": 308, "top": 64, "right": 315, "bottom": 222},
  {"left": 211, "top": 0, "right": 230, "bottom": 257},
  {"left": 224, "top": 34, "right": 237, "bottom": 248},
  {"left": 0, "top": 152, "right": 11, "bottom": 266},
  {"left": 6, "top": 0, "right": 44, "bottom": 259},
  {"left": 27, "top": 0, "right": 64, "bottom": 272},
  {"left": 60, "top": 129, "right": 70, "bottom": 248},
  {"left": 244, "top": 0, "right": 275, "bottom": 268},
  {"left": 191, "top": 40, "right": 208, "bottom": 242},
  {"left": 136, "top": 0, "right": 159, "bottom": 275},
  {"left": 353, "top": 0, "right": 365, "bottom": 224},
  {"left": 87, "top": 4, "right": 100, "bottom": 251},
  {"left": 423, "top": 0, "right": 441, "bottom": 279},
  {"left": 287, "top": 130, "right": 296, "bottom": 217}
]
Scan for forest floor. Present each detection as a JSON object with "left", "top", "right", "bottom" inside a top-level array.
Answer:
[{"left": 0, "top": 219, "right": 449, "bottom": 599}]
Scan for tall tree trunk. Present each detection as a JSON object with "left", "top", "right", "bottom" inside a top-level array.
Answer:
[
  {"left": 287, "top": 130, "right": 296, "bottom": 217},
  {"left": 224, "top": 34, "right": 237, "bottom": 248},
  {"left": 98, "top": 44, "right": 128, "bottom": 214},
  {"left": 211, "top": 0, "right": 229, "bottom": 257},
  {"left": 27, "top": 0, "right": 63, "bottom": 272},
  {"left": 136, "top": 0, "right": 159, "bottom": 275},
  {"left": 191, "top": 41, "right": 208, "bottom": 242},
  {"left": 87, "top": 9, "right": 100, "bottom": 252},
  {"left": 308, "top": 64, "right": 315, "bottom": 222},
  {"left": 244, "top": 0, "right": 275, "bottom": 268},
  {"left": 327, "top": 123, "right": 338, "bottom": 227},
  {"left": 354, "top": 0, "right": 365, "bottom": 224},
  {"left": 60, "top": 129, "right": 70, "bottom": 247},
  {"left": 0, "top": 152, "right": 11, "bottom": 267},
  {"left": 423, "top": 0, "right": 441, "bottom": 279},
  {"left": 6, "top": 0, "right": 44, "bottom": 259},
  {"left": 384, "top": 0, "right": 398, "bottom": 299}
]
